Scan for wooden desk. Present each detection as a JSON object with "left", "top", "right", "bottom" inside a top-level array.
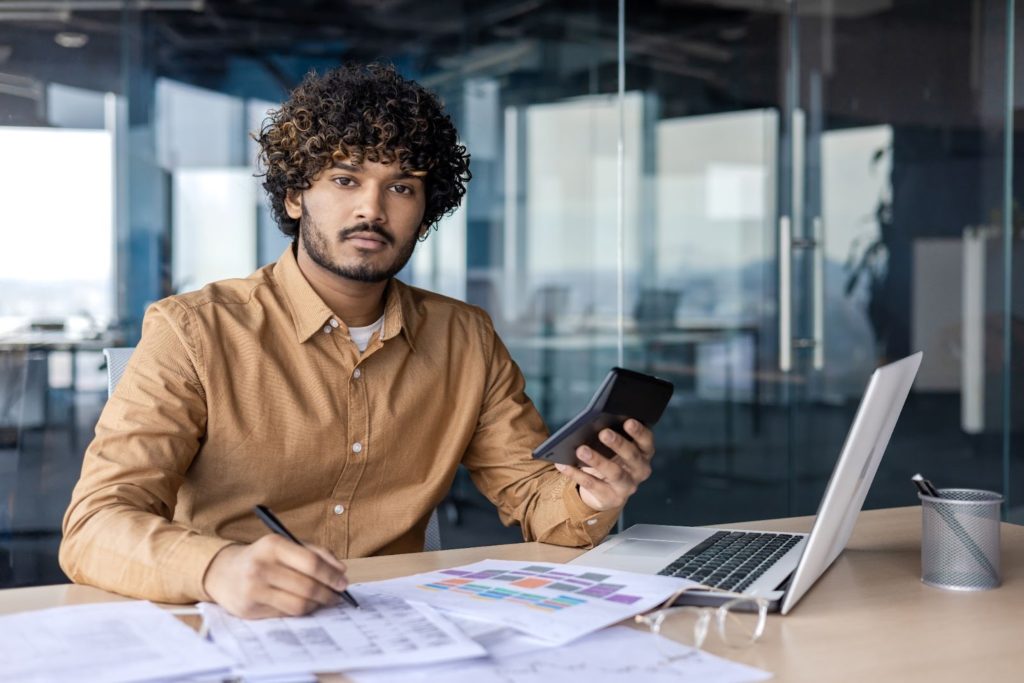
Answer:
[{"left": 1, "top": 507, "right": 1021, "bottom": 682}]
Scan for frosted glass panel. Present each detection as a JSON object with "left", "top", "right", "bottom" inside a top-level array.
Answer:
[
  {"left": 655, "top": 109, "right": 777, "bottom": 320},
  {"left": 171, "top": 168, "right": 257, "bottom": 293},
  {"left": 0, "top": 127, "right": 113, "bottom": 323}
]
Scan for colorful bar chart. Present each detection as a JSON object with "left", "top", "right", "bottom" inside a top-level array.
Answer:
[{"left": 416, "top": 564, "right": 644, "bottom": 612}]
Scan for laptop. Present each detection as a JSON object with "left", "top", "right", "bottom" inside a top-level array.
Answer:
[{"left": 571, "top": 352, "right": 923, "bottom": 615}]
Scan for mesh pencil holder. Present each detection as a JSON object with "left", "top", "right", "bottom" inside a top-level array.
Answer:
[{"left": 919, "top": 488, "right": 1002, "bottom": 591}]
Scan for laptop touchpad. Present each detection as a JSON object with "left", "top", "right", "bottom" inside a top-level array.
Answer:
[{"left": 604, "top": 539, "right": 687, "bottom": 557}]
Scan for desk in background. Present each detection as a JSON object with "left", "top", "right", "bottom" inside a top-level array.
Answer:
[
  {"left": 0, "top": 329, "right": 121, "bottom": 443},
  {"left": 1, "top": 507, "right": 1021, "bottom": 682},
  {"left": 506, "top": 322, "right": 762, "bottom": 432}
]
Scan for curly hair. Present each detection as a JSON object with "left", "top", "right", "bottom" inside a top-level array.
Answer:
[{"left": 255, "top": 63, "right": 471, "bottom": 239}]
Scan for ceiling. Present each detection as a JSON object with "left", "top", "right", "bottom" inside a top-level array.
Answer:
[
  {"left": 0, "top": 1, "right": 778, "bottom": 112},
  {"left": 0, "top": 0, "right": 986, "bottom": 130}
]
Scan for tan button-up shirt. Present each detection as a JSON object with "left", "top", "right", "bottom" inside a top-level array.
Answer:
[{"left": 60, "top": 246, "right": 619, "bottom": 604}]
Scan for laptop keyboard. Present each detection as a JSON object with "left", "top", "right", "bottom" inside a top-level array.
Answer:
[{"left": 657, "top": 531, "right": 802, "bottom": 593}]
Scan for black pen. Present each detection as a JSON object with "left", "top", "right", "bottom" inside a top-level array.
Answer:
[{"left": 253, "top": 504, "right": 360, "bottom": 609}]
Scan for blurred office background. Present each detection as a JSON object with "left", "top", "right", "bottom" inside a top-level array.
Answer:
[{"left": 0, "top": 0, "right": 1021, "bottom": 588}]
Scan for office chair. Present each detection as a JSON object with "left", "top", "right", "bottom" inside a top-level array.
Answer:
[
  {"left": 102, "top": 348, "right": 443, "bottom": 552},
  {"left": 633, "top": 288, "right": 682, "bottom": 333},
  {"left": 102, "top": 348, "right": 134, "bottom": 399},
  {"left": 633, "top": 288, "right": 696, "bottom": 394}
]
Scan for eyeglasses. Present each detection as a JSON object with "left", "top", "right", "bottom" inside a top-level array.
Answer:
[{"left": 634, "top": 589, "right": 768, "bottom": 654}]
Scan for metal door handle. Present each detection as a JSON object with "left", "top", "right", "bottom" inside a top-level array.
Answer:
[
  {"left": 812, "top": 216, "right": 824, "bottom": 370},
  {"left": 779, "top": 215, "right": 825, "bottom": 372},
  {"left": 779, "top": 215, "right": 792, "bottom": 372}
]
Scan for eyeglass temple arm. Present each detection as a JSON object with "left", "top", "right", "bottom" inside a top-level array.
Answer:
[{"left": 648, "top": 584, "right": 751, "bottom": 614}]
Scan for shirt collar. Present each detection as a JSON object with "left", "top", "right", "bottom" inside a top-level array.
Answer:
[{"left": 272, "top": 244, "right": 419, "bottom": 351}]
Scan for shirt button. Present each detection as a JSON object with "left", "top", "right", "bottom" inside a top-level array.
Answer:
[
  {"left": 353, "top": 368, "right": 362, "bottom": 379},
  {"left": 330, "top": 319, "right": 340, "bottom": 328},
  {"left": 333, "top": 504, "right": 345, "bottom": 515},
  {"left": 586, "top": 519, "right": 598, "bottom": 526},
  {"left": 323, "top": 325, "right": 332, "bottom": 334},
  {"left": 352, "top": 442, "right": 363, "bottom": 454}
]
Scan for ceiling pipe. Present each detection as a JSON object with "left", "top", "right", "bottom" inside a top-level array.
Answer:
[{"left": 0, "top": 1, "right": 202, "bottom": 12}]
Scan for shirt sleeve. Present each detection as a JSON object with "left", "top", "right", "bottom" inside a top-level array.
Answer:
[
  {"left": 59, "top": 299, "right": 235, "bottom": 603},
  {"left": 460, "top": 316, "right": 621, "bottom": 548}
]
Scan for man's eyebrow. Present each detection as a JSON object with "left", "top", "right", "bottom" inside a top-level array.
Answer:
[{"left": 330, "top": 161, "right": 423, "bottom": 180}]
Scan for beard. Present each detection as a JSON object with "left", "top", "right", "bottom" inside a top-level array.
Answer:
[{"left": 299, "top": 204, "right": 418, "bottom": 283}]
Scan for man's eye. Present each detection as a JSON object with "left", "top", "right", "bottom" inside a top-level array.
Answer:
[
  {"left": 391, "top": 184, "right": 413, "bottom": 195},
  {"left": 333, "top": 177, "right": 354, "bottom": 186}
]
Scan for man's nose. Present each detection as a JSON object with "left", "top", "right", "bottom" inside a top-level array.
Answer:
[{"left": 354, "top": 187, "right": 387, "bottom": 224}]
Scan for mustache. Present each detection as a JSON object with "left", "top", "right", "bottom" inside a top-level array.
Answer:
[{"left": 338, "top": 222, "right": 394, "bottom": 246}]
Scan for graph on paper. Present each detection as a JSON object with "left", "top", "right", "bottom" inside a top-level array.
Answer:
[
  {"left": 421, "top": 564, "right": 647, "bottom": 611},
  {"left": 199, "top": 592, "right": 485, "bottom": 678},
  {"left": 359, "top": 559, "right": 696, "bottom": 646},
  {"left": 350, "top": 626, "right": 772, "bottom": 683}
]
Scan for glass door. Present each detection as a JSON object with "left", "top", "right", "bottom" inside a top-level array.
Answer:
[
  {"left": 624, "top": 3, "right": 796, "bottom": 526},
  {"left": 627, "top": 0, "right": 1018, "bottom": 527},
  {"left": 787, "top": 0, "right": 1014, "bottom": 515}
]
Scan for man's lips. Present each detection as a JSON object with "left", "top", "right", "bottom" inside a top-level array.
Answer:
[{"left": 343, "top": 232, "right": 390, "bottom": 250}]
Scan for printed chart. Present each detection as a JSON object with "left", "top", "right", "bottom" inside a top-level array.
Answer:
[
  {"left": 360, "top": 560, "right": 694, "bottom": 646},
  {"left": 422, "top": 564, "right": 646, "bottom": 611},
  {"left": 200, "top": 592, "right": 485, "bottom": 678}
]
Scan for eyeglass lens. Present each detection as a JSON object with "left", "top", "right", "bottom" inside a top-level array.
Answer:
[{"left": 642, "top": 597, "right": 766, "bottom": 652}]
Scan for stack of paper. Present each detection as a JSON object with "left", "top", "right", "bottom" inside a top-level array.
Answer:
[
  {"left": 7, "top": 560, "right": 768, "bottom": 682},
  {"left": 199, "top": 591, "right": 486, "bottom": 679},
  {"left": 0, "top": 601, "right": 232, "bottom": 683},
  {"left": 345, "top": 560, "right": 772, "bottom": 682},
  {"left": 349, "top": 625, "right": 773, "bottom": 683}
]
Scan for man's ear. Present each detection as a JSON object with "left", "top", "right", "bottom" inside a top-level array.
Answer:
[
  {"left": 284, "top": 189, "right": 303, "bottom": 220},
  {"left": 418, "top": 223, "right": 431, "bottom": 241}
]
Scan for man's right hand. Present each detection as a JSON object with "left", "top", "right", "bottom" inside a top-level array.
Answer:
[{"left": 202, "top": 535, "right": 349, "bottom": 618}]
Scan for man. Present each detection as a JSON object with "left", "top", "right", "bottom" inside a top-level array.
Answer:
[{"left": 60, "top": 64, "right": 656, "bottom": 619}]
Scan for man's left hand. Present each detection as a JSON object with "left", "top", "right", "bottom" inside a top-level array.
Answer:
[{"left": 554, "top": 418, "right": 655, "bottom": 511}]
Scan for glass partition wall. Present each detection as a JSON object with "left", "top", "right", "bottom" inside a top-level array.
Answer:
[
  {"left": 0, "top": 0, "right": 1020, "bottom": 587},
  {"left": 623, "top": 0, "right": 1021, "bottom": 527},
  {"left": 785, "top": 1, "right": 1020, "bottom": 518},
  {"left": 0, "top": 4, "right": 129, "bottom": 588}
]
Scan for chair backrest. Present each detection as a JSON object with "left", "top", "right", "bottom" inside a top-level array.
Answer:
[
  {"left": 100, "top": 346, "right": 442, "bottom": 551},
  {"left": 424, "top": 510, "right": 442, "bottom": 552},
  {"left": 103, "top": 347, "right": 135, "bottom": 397},
  {"left": 633, "top": 288, "right": 681, "bottom": 331}
]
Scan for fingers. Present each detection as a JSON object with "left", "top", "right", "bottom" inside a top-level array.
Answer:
[
  {"left": 261, "top": 562, "right": 341, "bottom": 611},
  {"left": 555, "top": 461, "right": 615, "bottom": 498},
  {"left": 597, "top": 422, "right": 655, "bottom": 480},
  {"left": 587, "top": 437, "right": 651, "bottom": 485},
  {"left": 270, "top": 537, "right": 349, "bottom": 593},
  {"left": 258, "top": 586, "right": 326, "bottom": 618},
  {"left": 305, "top": 544, "right": 350, "bottom": 589},
  {"left": 623, "top": 419, "right": 655, "bottom": 457},
  {"left": 552, "top": 419, "right": 657, "bottom": 512},
  {"left": 585, "top": 448, "right": 642, "bottom": 497},
  {"left": 205, "top": 536, "right": 353, "bottom": 619}
]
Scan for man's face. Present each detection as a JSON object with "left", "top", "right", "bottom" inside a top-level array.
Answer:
[{"left": 286, "top": 158, "right": 427, "bottom": 283}]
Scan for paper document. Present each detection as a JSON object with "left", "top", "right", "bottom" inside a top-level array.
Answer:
[
  {"left": 168, "top": 671, "right": 316, "bottom": 683},
  {"left": 442, "top": 612, "right": 553, "bottom": 658},
  {"left": 359, "top": 559, "right": 696, "bottom": 646},
  {"left": 350, "top": 625, "right": 772, "bottom": 683},
  {"left": 200, "top": 591, "right": 485, "bottom": 677},
  {"left": 0, "top": 601, "right": 232, "bottom": 683}
]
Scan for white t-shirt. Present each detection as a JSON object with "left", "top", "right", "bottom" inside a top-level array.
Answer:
[{"left": 348, "top": 314, "right": 384, "bottom": 353}]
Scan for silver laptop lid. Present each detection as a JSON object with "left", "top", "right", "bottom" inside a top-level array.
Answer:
[{"left": 779, "top": 352, "right": 922, "bottom": 614}]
